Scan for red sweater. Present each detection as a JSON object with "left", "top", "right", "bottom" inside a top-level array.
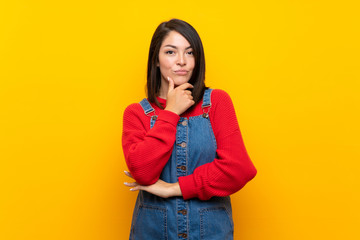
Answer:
[{"left": 122, "top": 89, "right": 257, "bottom": 200}]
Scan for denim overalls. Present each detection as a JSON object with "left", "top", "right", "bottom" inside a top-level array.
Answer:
[{"left": 130, "top": 89, "right": 234, "bottom": 240}]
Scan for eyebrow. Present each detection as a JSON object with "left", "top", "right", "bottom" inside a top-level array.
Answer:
[{"left": 163, "top": 44, "right": 192, "bottom": 50}]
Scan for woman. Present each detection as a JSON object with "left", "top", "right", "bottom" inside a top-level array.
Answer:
[{"left": 122, "top": 18, "right": 257, "bottom": 240}]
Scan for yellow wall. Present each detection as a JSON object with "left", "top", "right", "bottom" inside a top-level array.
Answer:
[{"left": 1, "top": 0, "right": 359, "bottom": 239}]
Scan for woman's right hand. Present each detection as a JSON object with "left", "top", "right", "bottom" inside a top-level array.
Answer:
[{"left": 164, "top": 77, "right": 195, "bottom": 115}]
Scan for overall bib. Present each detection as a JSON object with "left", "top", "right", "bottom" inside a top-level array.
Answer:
[{"left": 130, "top": 89, "right": 234, "bottom": 240}]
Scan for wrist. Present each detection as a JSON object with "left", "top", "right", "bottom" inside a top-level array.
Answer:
[
  {"left": 170, "top": 182, "right": 182, "bottom": 197},
  {"left": 164, "top": 107, "right": 179, "bottom": 116}
]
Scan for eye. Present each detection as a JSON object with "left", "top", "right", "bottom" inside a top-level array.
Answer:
[
  {"left": 165, "top": 50, "right": 175, "bottom": 55},
  {"left": 187, "top": 51, "right": 194, "bottom": 55}
]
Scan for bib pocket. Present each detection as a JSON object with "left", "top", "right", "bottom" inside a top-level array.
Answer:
[
  {"left": 199, "top": 206, "right": 233, "bottom": 240},
  {"left": 131, "top": 205, "right": 168, "bottom": 240}
]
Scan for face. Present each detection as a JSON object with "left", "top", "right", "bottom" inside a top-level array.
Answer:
[{"left": 157, "top": 31, "right": 195, "bottom": 86}]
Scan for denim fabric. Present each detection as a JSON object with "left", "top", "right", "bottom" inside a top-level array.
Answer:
[{"left": 130, "top": 89, "right": 233, "bottom": 240}]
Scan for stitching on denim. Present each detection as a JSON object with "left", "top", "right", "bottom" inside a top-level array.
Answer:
[
  {"left": 200, "top": 209, "right": 204, "bottom": 240},
  {"left": 164, "top": 206, "right": 168, "bottom": 240},
  {"left": 135, "top": 205, "right": 168, "bottom": 240},
  {"left": 199, "top": 206, "right": 234, "bottom": 239},
  {"left": 206, "top": 117, "right": 217, "bottom": 150}
]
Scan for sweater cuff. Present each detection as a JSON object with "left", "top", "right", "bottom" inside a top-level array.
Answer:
[
  {"left": 157, "top": 110, "right": 180, "bottom": 127},
  {"left": 178, "top": 175, "right": 198, "bottom": 200}
]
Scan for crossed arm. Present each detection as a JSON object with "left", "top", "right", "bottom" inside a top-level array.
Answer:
[
  {"left": 123, "top": 78, "right": 192, "bottom": 198},
  {"left": 122, "top": 85, "right": 257, "bottom": 200},
  {"left": 124, "top": 170, "right": 182, "bottom": 198}
]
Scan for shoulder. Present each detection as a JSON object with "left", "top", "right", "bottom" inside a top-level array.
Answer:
[
  {"left": 209, "top": 89, "right": 233, "bottom": 106},
  {"left": 122, "top": 101, "right": 150, "bottom": 130},
  {"left": 208, "top": 89, "right": 237, "bottom": 119},
  {"left": 123, "top": 101, "right": 146, "bottom": 120},
  {"left": 124, "top": 102, "right": 142, "bottom": 114},
  {"left": 207, "top": 89, "right": 240, "bottom": 136}
]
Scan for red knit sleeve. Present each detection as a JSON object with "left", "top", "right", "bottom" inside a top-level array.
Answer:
[
  {"left": 122, "top": 103, "right": 180, "bottom": 185},
  {"left": 178, "top": 89, "right": 257, "bottom": 200}
]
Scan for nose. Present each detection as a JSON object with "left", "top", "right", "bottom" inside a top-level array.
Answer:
[{"left": 177, "top": 53, "right": 186, "bottom": 66}]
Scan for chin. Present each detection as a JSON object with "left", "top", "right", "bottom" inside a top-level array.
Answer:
[{"left": 173, "top": 77, "right": 190, "bottom": 86}]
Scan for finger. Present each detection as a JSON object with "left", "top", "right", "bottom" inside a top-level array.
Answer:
[
  {"left": 176, "top": 83, "right": 194, "bottom": 90},
  {"left": 167, "top": 77, "right": 174, "bottom": 93},
  {"left": 130, "top": 185, "right": 141, "bottom": 191},
  {"left": 124, "top": 170, "right": 133, "bottom": 178},
  {"left": 183, "top": 90, "right": 193, "bottom": 100},
  {"left": 184, "top": 90, "right": 192, "bottom": 95},
  {"left": 124, "top": 182, "right": 138, "bottom": 187}
]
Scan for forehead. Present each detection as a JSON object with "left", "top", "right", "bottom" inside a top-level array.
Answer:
[{"left": 161, "top": 31, "right": 191, "bottom": 48}]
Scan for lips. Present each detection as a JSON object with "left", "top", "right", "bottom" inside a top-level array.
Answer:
[{"left": 174, "top": 70, "right": 189, "bottom": 76}]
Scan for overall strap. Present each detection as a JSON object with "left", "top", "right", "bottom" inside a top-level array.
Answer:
[
  {"left": 139, "top": 98, "right": 157, "bottom": 128},
  {"left": 202, "top": 88, "right": 213, "bottom": 108},
  {"left": 201, "top": 88, "right": 213, "bottom": 118},
  {"left": 139, "top": 98, "right": 155, "bottom": 115}
]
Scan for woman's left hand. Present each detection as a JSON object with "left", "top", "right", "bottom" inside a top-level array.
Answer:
[{"left": 124, "top": 171, "right": 182, "bottom": 198}]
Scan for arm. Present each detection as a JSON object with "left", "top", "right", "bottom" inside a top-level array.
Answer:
[
  {"left": 122, "top": 78, "right": 194, "bottom": 186},
  {"left": 122, "top": 104, "right": 180, "bottom": 185},
  {"left": 178, "top": 90, "right": 257, "bottom": 200},
  {"left": 124, "top": 171, "right": 182, "bottom": 198}
]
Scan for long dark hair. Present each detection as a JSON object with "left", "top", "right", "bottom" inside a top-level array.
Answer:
[{"left": 147, "top": 18, "right": 207, "bottom": 108}]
